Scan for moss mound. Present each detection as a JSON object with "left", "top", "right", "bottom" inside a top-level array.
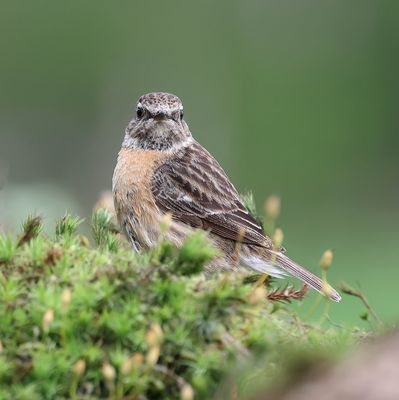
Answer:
[{"left": 0, "top": 212, "right": 357, "bottom": 399}]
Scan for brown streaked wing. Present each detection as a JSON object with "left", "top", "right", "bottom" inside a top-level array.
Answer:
[{"left": 151, "top": 141, "right": 272, "bottom": 248}]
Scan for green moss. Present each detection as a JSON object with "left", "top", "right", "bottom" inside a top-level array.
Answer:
[{"left": 0, "top": 213, "right": 362, "bottom": 399}]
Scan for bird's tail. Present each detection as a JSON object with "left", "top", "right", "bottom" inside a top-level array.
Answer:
[
  {"left": 241, "top": 250, "right": 341, "bottom": 302},
  {"left": 272, "top": 251, "right": 341, "bottom": 302}
]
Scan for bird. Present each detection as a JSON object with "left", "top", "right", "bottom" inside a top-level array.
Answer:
[{"left": 112, "top": 92, "right": 341, "bottom": 302}]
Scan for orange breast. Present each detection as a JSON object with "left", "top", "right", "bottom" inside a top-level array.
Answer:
[{"left": 112, "top": 147, "right": 169, "bottom": 248}]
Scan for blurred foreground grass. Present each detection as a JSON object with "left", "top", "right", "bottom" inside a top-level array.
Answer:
[{"left": 0, "top": 211, "right": 370, "bottom": 399}]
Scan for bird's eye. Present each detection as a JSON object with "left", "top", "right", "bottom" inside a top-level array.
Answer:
[
  {"left": 180, "top": 110, "right": 184, "bottom": 120},
  {"left": 136, "top": 107, "right": 144, "bottom": 119}
]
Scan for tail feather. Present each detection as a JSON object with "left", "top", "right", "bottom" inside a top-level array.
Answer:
[
  {"left": 241, "top": 255, "right": 288, "bottom": 278},
  {"left": 273, "top": 251, "right": 341, "bottom": 302}
]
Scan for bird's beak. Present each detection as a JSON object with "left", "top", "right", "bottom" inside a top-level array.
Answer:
[{"left": 154, "top": 112, "right": 167, "bottom": 121}]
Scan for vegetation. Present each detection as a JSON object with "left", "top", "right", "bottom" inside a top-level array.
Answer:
[{"left": 0, "top": 208, "right": 370, "bottom": 399}]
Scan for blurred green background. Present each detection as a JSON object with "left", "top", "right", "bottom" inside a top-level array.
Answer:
[{"left": 0, "top": 1, "right": 398, "bottom": 324}]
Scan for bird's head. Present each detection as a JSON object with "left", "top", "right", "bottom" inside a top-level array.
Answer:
[{"left": 123, "top": 92, "right": 192, "bottom": 151}]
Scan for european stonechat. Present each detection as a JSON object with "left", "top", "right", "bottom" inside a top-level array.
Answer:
[{"left": 112, "top": 92, "right": 341, "bottom": 302}]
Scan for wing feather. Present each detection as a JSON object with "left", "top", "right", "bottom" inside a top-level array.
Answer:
[{"left": 151, "top": 141, "right": 272, "bottom": 248}]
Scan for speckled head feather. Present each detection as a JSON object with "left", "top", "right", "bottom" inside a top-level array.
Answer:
[
  {"left": 123, "top": 92, "right": 191, "bottom": 151},
  {"left": 138, "top": 92, "right": 183, "bottom": 118}
]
